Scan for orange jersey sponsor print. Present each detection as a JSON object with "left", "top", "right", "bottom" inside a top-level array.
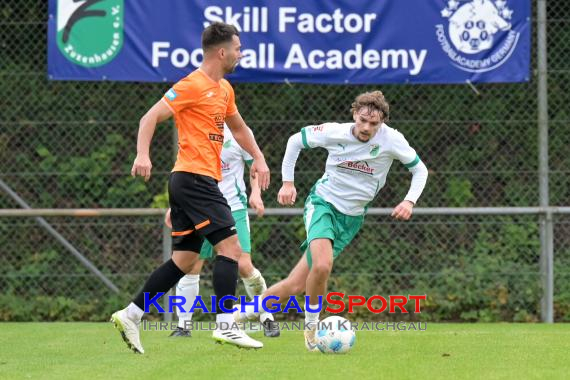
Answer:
[{"left": 162, "top": 69, "right": 238, "bottom": 181}]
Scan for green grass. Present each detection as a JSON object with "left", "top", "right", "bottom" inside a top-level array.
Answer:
[{"left": 0, "top": 323, "right": 569, "bottom": 379}]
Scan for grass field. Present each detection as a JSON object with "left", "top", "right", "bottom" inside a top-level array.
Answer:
[{"left": 1, "top": 323, "right": 568, "bottom": 379}]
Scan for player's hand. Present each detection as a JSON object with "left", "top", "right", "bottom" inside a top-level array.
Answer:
[
  {"left": 131, "top": 154, "right": 152, "bottom": 182},
  {"left": 164, "top": 208, "right": 172, "bottom": 229},
  {"left": 278, "top": 181, "right": 297, "bottom": 206},
  {"left": 391, "top": 200, "right": 414, "bottom": 220},
  {"left": 250, "top": 158, "right": 270, "bottom": 191},
  {"left": 249, "top": 193, "right": 265, "bottom": 217}
]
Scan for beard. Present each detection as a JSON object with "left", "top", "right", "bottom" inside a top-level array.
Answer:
[
  {"left": 356, "top": 132, "right": 371, "bottom": 142},
  {"left": 225, "top": 60, "right": 240, "bottom": 74}
]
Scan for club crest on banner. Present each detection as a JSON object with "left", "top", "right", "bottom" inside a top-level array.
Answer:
[
  {"left": 56, "top": 0, "right": 124, "bottom": 68},
  {"left": 435, "top": 0, "right": 520, "bottom": 73}
]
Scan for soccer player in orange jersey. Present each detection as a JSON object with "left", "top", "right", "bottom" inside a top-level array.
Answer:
[{"left": 111, "top": 22, "right": 270, "bottom": 353}]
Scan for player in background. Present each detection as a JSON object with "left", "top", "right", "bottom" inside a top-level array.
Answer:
[
  {"left": 235, "top": 91, "right": 428, "bottom": 351},
  {"left": 167, "top": 125, "right": 279, "bottom": 338}
]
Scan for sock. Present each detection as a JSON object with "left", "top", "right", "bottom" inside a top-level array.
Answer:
[
  {"left": 259, "top": 295, "right": 275, "bottom": 322},
  {"left": 305, "top": 304, "right": 320, "bottom": 327},
  {"left": 132, "top": 259, "right": 186, "bottom": 311},
  {"left": 212, "top": 255, "right": 238, "bottom": 312},
  {"left": 176, "top": 274, "right": 200, "bottom": 329},
  {"left": 126, "top": 302, "right": 144, "bottom": 321},
  {"left": 215, "top": 312, "right": 235, "bottom": 331},
  {"left": 242, "top": 268, "right": 267, "bottom": 299}
]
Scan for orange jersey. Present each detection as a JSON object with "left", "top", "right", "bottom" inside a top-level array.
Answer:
[{"left": 162, "top": 69, "right": 238, "bottom": 181}]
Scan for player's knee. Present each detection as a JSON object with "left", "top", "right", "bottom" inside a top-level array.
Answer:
[
  {"left": 311, "top": 260, "right": 333, "bottom": 277},
  {"left": 172, "top": 251, "right": 200, "bottom": 273},
  {"left": 282, "top": 276, "right": 305, "bottom": 295},
  {"left": 289, "top": 281, "right": 305, "bottom": 295},
  {"left": 210, "top": 226, "right": 241, "bottom": 260},
  {"left": 238, "top": 256, "right": 254, "bottom": 277}
]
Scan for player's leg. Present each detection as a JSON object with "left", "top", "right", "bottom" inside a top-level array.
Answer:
[
  {"left": 234, "top": 254, "right": 309, "bottom": 322},
  {"left": 239, "top": 254, "right": 267, "bottom": 300},
  {"left": 111, "top": 247, "right": 201, "bottom": 353},
  {"left": 305, "top": 238, "right": 333, "bottom": 317},
  {"left": 111, "top": 172, "right": 203, "bottom": 354},
  {"left": 304, "top": 238, "right": 334, "bottom": 351},
  {"left": 210, "top": 234, "right": 262, "bottom": 348},
  {"left": 233, "top": 209, "right": 267, "bottom": 299},
  {"left": 171, "top": 258, "right": 205, "bottom": 337},
  {"left": 181, "top": 174, "right": 261, "bottom": 349}
]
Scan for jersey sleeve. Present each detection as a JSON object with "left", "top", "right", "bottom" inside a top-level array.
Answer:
[
  {"left": 391, "top": 130, "right": 420, "bottom": 168},
  {"left": 300, "top": 123, "right": 341, "bottom": 149},
  {"left": 162, "top": 78, "right": 199, "bottom": 114},
  {"left": 223, "top": 81, "right": 238, "bottom": 117}
]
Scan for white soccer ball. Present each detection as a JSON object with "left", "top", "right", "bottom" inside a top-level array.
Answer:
[{"left": 316, "top": 316, "right": 356, "bottom": 354}]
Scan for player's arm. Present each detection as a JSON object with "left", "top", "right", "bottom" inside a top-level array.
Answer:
[
  {"left": 278, "top": 124, "right": 332, "bottom": 205},
  {"left": 225, "top": 112, "right": 270, "bottom": 190},
  {"left": 277, "top": 132, "right": 305, "bottom": 206},
  {"left": 164, "top": 208, "right": 172, "bottom": 229},
  {"left": 390, "top": 132, "right": 428, "bottom": 220},
  {"left": 247, "top": 161, "right": 265, "bottom": 217},
  {"left": 131, "top": 100, "right": 173, "bottom": 181}
]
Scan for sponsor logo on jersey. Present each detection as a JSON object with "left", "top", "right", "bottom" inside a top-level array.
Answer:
[
  {"left": 338, "top": 161, "right": 375, "bottom": 175},
  {"left": 212, "top": 113, "right": 224, "bottom": 130}
]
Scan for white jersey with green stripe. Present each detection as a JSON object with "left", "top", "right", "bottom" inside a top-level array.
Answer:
[
  {"left": 219, "top": 125, "right": 253, "bottom": 212},
  {"left": 301, "top": 122, "right": 420, "bottom": 216}
]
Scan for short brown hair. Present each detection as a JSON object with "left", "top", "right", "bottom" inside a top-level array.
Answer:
[
  {"left": 351, "top": 91, "right": 390, "bottom": 122},
  {"left": 202, "top": 22, "right": 239, "bottom": 51}
]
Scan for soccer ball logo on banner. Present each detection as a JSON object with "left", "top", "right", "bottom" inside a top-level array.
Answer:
[{"left": 435, "top": 0, "right": 520, "bottom": 73}]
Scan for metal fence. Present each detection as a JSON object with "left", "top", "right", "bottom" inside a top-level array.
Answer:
[
  {"left": 1, "top": 0, "right": 569, "bottom": 322},
  {"left": 1, "top": 207, "right": 570, "bottom": 323}
]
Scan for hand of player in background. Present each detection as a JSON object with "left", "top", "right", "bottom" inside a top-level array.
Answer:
[
  {"left": 131, "top": 154, "right": 152, "bottom": 182},
  {"left": 278, "top": 181, "right": 297, "bottom": 206},
  {"left": 391, "top": 200, "right": 414, "bottom": 220},
  {"left": 249, "top": 193, "right": 265, "bottom": 217},
  {"left": 250, "top": 158, "right": 270, "bottom": 191},
  {"left": 164, "top": 208, "right": 172, "bottom": 229}
]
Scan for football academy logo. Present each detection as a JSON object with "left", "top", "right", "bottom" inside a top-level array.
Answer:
[
  {"left": 56, "top": 0, "right": 124, "bottom": 67},
  {"left": 435, "top": 0, "right": 519, "bottom": 73}
]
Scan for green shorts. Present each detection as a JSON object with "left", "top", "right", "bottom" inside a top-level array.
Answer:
[
  {"left": 199, "top": 208, "right": 251, "bottom": 259},
  {"left": 300, "top": 192, "right": 364, "bottom": 269}
]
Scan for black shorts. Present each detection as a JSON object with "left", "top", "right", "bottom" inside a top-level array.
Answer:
[{"left": 168, "top": 172, "right": 236, "bottom": 252}]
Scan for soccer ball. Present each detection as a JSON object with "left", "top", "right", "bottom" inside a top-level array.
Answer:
[{"left": 316, "top": 316, "right": 356, "bottom": 354}]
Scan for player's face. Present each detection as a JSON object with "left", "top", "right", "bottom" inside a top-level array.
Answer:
[
  {"left": 352, "top": 108, "right": 382, "bottom": 142},
  {"left": 222, "top": 35, "right": 242, "bottom": 74}
]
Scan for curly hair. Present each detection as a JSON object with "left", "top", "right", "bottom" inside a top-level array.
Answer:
[{"left": 350, "top": 91, "right": 390, "bottom": 122}]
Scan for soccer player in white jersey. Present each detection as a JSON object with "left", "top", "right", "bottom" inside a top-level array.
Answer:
[
  {"left": 235, "top": 91, "right": 428, "bottom": 351},
  {"left": 167, "top": 124, "right": 279, "bottom": 338}
]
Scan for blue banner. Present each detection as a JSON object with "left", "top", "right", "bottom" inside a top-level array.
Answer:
[{"left": 48, "top": 0, "right": 531, "bottom": 84}]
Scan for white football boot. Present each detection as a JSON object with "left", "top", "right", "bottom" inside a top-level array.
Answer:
[
  {"left": 110, "top": 309, "right": 144, "bottom": 354},
  {"left": 212, "top": 328, "right": 263, "bottom": 349}
]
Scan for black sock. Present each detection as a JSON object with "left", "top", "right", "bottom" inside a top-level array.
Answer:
[
  {"left": 213, "top": 255, "right": 238, "bottom": 313},
  {"left": 133, "top": 259, "right": 185, "bottom": 310}
]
